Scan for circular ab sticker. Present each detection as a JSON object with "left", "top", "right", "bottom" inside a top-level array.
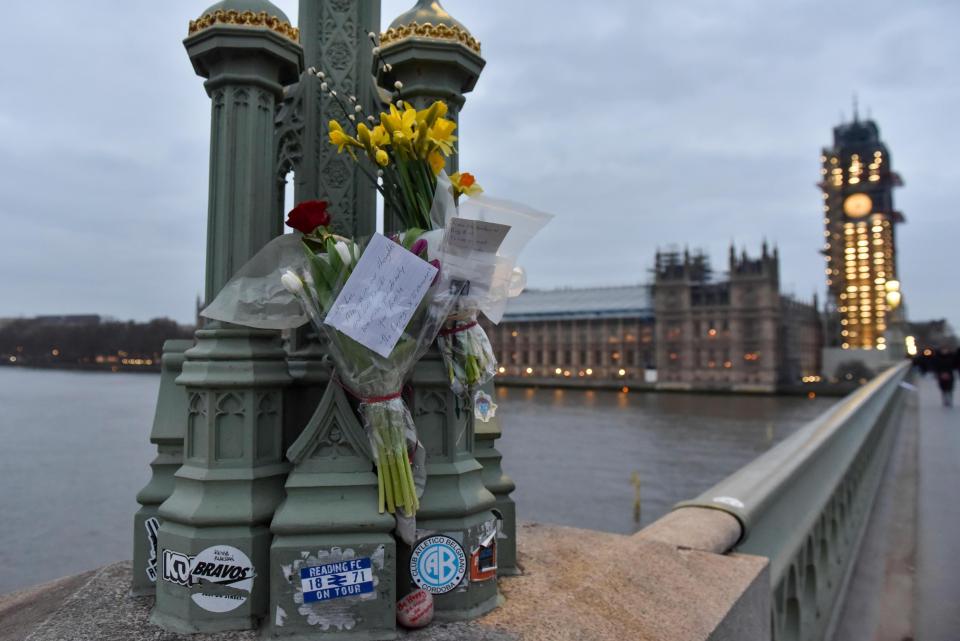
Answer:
[{"left": 410, "top": 536, "right": 466, "bottom": 594}]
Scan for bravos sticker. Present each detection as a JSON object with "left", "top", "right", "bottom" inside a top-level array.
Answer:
[
  {"left": 299, "top": 557, "right": 374, "bottom": 603},
  {"left": 144, "top": 517, "right": 160, "bottom": 582},
  {"left": 161, "top": 545, "right": 255, "bottom": 613},
  {"left": 409, "top": 535, "right": 466, "bottom": 595}
]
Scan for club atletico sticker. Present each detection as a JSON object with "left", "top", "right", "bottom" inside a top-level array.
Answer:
[{"left": 409, "top": 535, "right": 466, "bottom": 595}]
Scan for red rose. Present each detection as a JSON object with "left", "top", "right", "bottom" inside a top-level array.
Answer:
[{"left": 286, "top": 200, "right": 331, "bottom": 234}]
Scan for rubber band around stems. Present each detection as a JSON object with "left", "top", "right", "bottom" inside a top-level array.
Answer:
[
  {"left": 332, "top": 374, "right": 401, "bottom": 404},
  {"left": 437, "top": 320, "right": 478, "bottom": 337}
]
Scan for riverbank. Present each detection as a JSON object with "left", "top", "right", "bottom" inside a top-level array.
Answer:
[
  {"left": 0, "top": 362, "right": 160, "bottom": 374},
  {"left": 495, "top": 375, "right": 860, "bottom": 397}
]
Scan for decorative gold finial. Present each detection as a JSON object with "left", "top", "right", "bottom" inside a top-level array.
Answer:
[
  {"left": 188, "top": 9, "right": 300, "bottom": 43},
  {"left": 380, "top": 0, "right": 481, "bottom": 54}
]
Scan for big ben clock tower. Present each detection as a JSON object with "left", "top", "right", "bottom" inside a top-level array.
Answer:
[{"left": 820, "top": 110, "right": 905, "bottom": 352}]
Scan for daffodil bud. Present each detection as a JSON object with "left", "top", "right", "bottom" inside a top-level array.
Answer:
[
  {"left": 281, "top": 270, "right": 304, "bottom": 296},
  {"left": 334, "top": 241, "right": 352, "bottom": 267}
]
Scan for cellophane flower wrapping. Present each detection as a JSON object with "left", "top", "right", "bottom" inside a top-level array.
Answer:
[
  {"left": 436, "top": 311, "right": 498, "bottom": 397},
  {"left": 428, "top": 173, "right": 554, "bottom": 396}
]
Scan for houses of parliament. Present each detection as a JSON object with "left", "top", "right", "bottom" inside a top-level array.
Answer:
[{"left": 483, "top": 111, "right": 907, "bottom": 392}]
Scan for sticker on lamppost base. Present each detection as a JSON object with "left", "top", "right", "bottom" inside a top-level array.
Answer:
[
  {"left": 144, "top": 517, "right": 160, "bottom": 582},
  {"left": 409, "top": 536, "right": 466, "bottom": 595},
  {"left": 473, "top": 390, "right": 497, "bottom": 422},
  {"left": 469, "top": 530, "right": 497, "bottom": 582},
  {"left": 161, "top": 545, "right": 256, "bottom": 613},
  {"left": 299, "top": 557, "right": 375, "bottom": 603}
]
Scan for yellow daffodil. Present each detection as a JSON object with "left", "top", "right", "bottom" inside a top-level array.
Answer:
[
  {"left": 391, "top": 130, "right": 413, "bottom": 156},
  {"left": 429, "top": 118, "right": 458, "bottom": 156},
  {"left": 356, "top": 122, "right": 372, "bottom": 146},
  {"left": 328, "top": 120, "right": 361, "bottom": 154},
  {"left": 371, "top": 125, "right": 390, "bottom": 148},
  {"left": 450, "top": 172, "right": 482, "bottom": 197},
  {"left": 417, "top": 100, "right": 448, "bottom": 128},
  {"left": 375, "top": 148, "right": 390, "bottom": 167},
  {"left": 428, "top": 149, "right": 445, "bottom": 175},
  {"left": 380, "top": 103, "right": 416, "bottom": 138}
]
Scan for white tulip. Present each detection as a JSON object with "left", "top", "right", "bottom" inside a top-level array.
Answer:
[
  {"left": 334, "top": 241, "right": 353, "bottom": 267},
  {"left": 281, "top": 270, "right": 304, "bottom": 296}
]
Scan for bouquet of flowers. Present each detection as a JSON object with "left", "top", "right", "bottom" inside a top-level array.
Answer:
[
  {"left": 203, "top": 200, "right": 460, "bottom": 519},
  {"left": 283, "top": 210, "right": 457, "bottom": 517},
  {"left": 317, "top": 76, "right": 551, "bottom": 397}
]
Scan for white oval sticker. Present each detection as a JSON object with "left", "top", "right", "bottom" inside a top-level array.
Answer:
[{"left": 712, "top": 496, "right": 745, "bottom": 509}]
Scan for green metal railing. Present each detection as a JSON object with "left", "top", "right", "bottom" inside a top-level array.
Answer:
[{"left": 677, "top": 361, "right": 911, "bottom": 641}]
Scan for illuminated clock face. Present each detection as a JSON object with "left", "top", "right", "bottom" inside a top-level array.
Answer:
[{"left": 843, "top": 193, "right": 873, "bottom": 218}]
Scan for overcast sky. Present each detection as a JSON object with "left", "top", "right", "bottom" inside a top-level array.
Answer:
[{"left": 0, "top": 1, "right": 956, "bottom": 329}]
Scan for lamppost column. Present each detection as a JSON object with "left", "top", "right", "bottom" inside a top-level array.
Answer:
[{"left": 150, "top": 2, "right": 303, "bottom": 633}]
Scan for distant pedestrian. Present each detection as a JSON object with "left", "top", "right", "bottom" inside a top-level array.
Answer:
[{"left": 932, "top": 348, "right": 955, "bottom": 407}]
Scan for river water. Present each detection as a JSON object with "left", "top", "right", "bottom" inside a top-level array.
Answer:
[{"left": 0, "top": 367, "right": 835, "bottom": 595}]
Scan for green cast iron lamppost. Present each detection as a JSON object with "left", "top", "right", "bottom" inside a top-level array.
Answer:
[{"left": 143, "top": 0, "right": 516, "bottom": 635}]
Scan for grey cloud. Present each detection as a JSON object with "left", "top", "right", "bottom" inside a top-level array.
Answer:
[{"left": 0, "top": 0, "right": 956, "bottom": 330}]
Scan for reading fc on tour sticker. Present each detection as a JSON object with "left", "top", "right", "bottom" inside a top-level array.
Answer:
[
  {"left": 410, "top": 535, "right": 466, "bottom": 595},
  {"left": 299, "top": 557, "right": 374, "bottom": 603},
  {"left": 161, "top": 545, "right": 255, "bottom": 613}
]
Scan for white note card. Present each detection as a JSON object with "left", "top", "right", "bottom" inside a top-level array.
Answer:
[
  {"left": 324, "top": 233, "right": 438, "bottom": 358},
  {"left": 446, "top": 218, "right": 511, "bottom": 254}
]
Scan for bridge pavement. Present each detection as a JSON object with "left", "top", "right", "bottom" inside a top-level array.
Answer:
[
  {"left": 835, "top": 372, "right": 960, "bottom": 641},
  {"left": 916, "top": 374, "right": 960, "bottom": 640}
]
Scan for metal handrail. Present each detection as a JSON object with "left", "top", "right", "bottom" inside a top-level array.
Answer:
[{"left": 676, "top": 361, "right": 909, "bottom": 583}]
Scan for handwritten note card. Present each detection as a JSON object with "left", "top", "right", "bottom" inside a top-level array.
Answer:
[
  {"left": 446, "top": 219, "right": 511, "bottom": 254},
  {"left": 324, "top": 233, "right": 438, "bottom": 358}
]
